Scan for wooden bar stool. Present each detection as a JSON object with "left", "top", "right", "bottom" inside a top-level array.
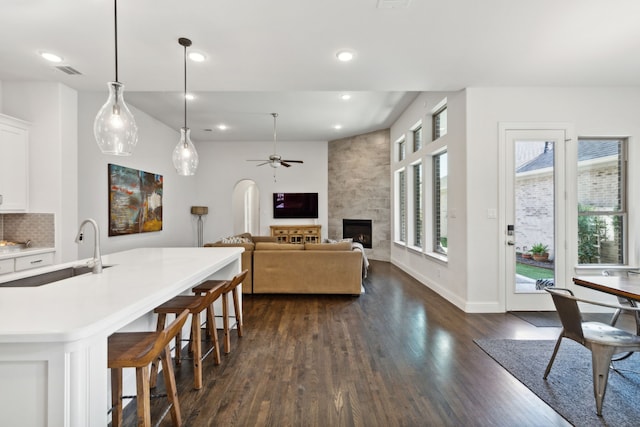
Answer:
[
  {"left": 151, "top": 284, "right": 226, "bottom": 390},
  {"left": 108, "top": 309, "right": 189, "bottom": 427},
  {"left": 192, "top": 269, "right": 248, "bottom": 354}
]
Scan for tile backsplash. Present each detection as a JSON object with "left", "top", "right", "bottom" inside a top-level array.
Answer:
[{"left": 0, "top": 213, "right": 55, "bottom": 247}]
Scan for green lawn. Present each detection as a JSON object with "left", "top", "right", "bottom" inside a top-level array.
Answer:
[{"left": 516, "top": 262, "right": 554, "bottom": 279}]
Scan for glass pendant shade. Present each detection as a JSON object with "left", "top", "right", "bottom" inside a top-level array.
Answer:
[
  {"left": 172, "top": 127, "right": 199, "bottom": 176},
  {"left": 94, "top": 81, "right": 138, "bottom": 155}
]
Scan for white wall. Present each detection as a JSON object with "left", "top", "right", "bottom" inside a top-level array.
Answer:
[
  {"left": 2, "top": 82, "right": 78, "bottom": 263},
  {"left": 77, "top": 92, "right": 197, "bottom": 258},
  {"left": 1, "top": 83, "right": 327, "bottom": 261},
  {"left": 465, "top": 87, "right": 640, "bottom": 311},
  {"left": 390, "top": 91, "right": 468, "bottom": 309},
  {"left": 390, "top": 86, "right": 640, "bottom": 313},
  {"left": 195, "top": 139, "right": 328, "bottom": 244},
  {"left": 232, "top": 179, "right": 259, "bottom": 235}
]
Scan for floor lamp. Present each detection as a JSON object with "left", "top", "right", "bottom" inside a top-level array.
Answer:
[{"left": 191, "top": 206, "right": 208, "bottom": 247}]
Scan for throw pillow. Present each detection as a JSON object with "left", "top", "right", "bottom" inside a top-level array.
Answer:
[{"left": 221, "top": 235, "right": 252, "bottom": 244}]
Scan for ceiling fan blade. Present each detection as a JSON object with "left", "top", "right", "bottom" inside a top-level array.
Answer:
[
  {"left": 255, "top": 161, "right": 270, "bottom": 167},
  {"left": 282, "top": 160, "right": 304, "bottom": 164},
  {"left": 247, "top": 159, "right": 267, "bottom": 162},
  {"left": 281, "top": 161, "right": 292, "bottom": 167}
]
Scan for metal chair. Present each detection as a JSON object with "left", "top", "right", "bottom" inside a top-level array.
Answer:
[{"left": 544, "top": 287, "right": 640, "bottom": 416}]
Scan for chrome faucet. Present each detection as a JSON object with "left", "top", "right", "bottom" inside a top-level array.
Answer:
[{"left": 75, "top": 218, "right": 103, "bottom": 274}]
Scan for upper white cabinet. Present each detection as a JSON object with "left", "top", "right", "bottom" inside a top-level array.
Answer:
[{"left": 0, "top": 114, "right": 29, "bottom": 212}]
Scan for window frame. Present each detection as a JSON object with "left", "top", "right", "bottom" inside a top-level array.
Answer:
[
  {"left": 411, "top": 161, "right": 423, "bottom": 249},
  {"left": 577, "top": 137, "right": 628, "bottom": 265},
  {"left": 412, "top": 124, "right": 423, "bottom": 152},
  {"left": 397, "top": 137, "right": 406, "bottom": 161},
  {"left": 433, "top": 150, "right": 448, "bottom": 256},
  {"left": 396, "top": 168, "right": 407, "bottom": 243},
  {"left": 432, "top": 106, "right": 447, "bottom": 141}
]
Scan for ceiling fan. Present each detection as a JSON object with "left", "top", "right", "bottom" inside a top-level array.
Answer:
[{"left": 248, "top": 113, "right": 303, "bottom": 169}]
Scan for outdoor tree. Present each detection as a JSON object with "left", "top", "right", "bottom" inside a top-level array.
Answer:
[{"left": 577, "top": 204, "right": 609, "bottom": 263}]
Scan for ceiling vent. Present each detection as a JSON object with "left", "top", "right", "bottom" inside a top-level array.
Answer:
[
  {"left": 377, "top": 0, "right": 411, "bottom": 8},
  {"left": 55, "top": 65, "right": 82, "bottom": 75}
]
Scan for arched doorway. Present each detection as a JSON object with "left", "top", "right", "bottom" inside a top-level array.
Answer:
[{"left": 232, "top": 179, "right": 259, "bottom": 235}]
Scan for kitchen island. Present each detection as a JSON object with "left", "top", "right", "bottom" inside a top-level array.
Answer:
[{"left": 0, "top": 246, "right": 243, "bottom": 427}]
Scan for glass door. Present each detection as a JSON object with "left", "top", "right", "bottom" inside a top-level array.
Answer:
[{"left": 504, "top": 129, "right": 566, "bottom": 311}]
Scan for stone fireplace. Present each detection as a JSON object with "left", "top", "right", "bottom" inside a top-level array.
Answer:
[
  {"left": 343, "top": 219, "right": 372, "bottom": 248},
  {"left": 328, "top": 129, "right": 390, "bottom": 261}
]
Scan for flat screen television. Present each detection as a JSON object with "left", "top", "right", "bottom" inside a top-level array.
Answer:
[{"left": 273, "top": 193, "right": 318, "bottom": 219}]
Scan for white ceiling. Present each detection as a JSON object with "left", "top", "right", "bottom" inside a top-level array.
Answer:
[{"left": 2, "top": 0, "right": 640, "bottom": 142}]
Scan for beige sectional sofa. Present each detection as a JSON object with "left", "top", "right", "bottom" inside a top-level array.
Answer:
[
  {"left": 204, "top": 233, "right": 276, "bottom": 294},
  {"left": 205, "top": 234, "right": 363, "bottom": 296},
  {"left": 252, "top": 242, "right": 362, "bottom": 295}
]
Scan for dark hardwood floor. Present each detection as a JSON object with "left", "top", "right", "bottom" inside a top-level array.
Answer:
[{"left": 133, "top": 260, "right": 574, "bottom": 426}]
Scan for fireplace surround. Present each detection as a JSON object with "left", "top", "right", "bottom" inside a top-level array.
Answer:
[{"left": 343, "top": 219, "right": 372, "bottom": 248}]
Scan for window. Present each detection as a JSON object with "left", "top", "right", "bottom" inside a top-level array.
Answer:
[
  {"left": 577, "top": 138, "right": 626, "bottom": 264},
  {"left": 434, "top": 151, "right": 448, "bottom": 255},
  {"left": 397, "top": 169, "right": 407, "bottom": 242},
  {"left": 398, "top": 138, "right": 406, "bottom": 161},
  {"left": 433, "top": 107, "right": 447, "bottom": 140},
  {"left": 413, "top": 163, "right": 423, "bottom": 247},
  {"left": 413, "top": 125, "right": 422, "bottom": 152}
]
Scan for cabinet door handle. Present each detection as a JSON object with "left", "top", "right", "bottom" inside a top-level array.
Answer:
[{"left": 30, "top": 259, "right": 43, "bottom": 264}]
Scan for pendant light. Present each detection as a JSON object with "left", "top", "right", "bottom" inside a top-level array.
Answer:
[
  {"left": 93, "top": 0, "right": 138, "bottom": 156},
  {"left": 172, "top": 37, "right": 199, "bottom": 176}
]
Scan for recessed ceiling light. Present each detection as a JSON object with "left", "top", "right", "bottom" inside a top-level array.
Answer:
[
  {"left": 336, "top": 50, "right": 355, "bottom": 62},
  {"left": 188, "top": 52, "right": 206, "bottom": 62},
  {"left": 217, "top": 124, "right": 228, "bottom": 131},
  {"left": 185, "top": 93, "right": 195, "bottom": 100},
  {"left": 333, "top": 124, "right": 343, "bottom": 130},
  {"left": 340, "top": 93, "right": 351, "bottom": 101},
  {"left": 40, "top": 52, "right": 63, "bottom": 63}
]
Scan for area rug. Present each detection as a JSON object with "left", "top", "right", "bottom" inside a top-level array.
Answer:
[
  {"left": 510, "top": 311, "right": 613, "bottom": 327},
  {"left": 474, "top": 339, "right": 640, "bottom": 426}
]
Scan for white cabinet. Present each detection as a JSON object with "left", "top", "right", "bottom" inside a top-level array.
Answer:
[
  {"left": 0, "top": 114, "right": 29, "bottom": 212},
  {"left": 14, "top": 252, "right": 54, "bottom": 271},
  {"left": 0, "top": 259, "right": 14, "bottom": 275},
  {"left": 0, "top": 249, "right": 55, "bottom": 276}
]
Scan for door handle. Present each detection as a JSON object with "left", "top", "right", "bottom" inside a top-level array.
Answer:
[{"left": 507, "top": 240, "right": 516, "bottom": 246}]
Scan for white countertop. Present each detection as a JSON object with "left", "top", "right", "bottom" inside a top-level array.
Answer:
[
  {"left": 0, "top": 247, "right": 243, "bottom": 344},
  {"left": 0, "top": 247, "right": 55, "bottom": 260}
]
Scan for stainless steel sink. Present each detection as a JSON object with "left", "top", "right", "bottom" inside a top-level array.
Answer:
[{"left": 0, "top": 265, "right": 112, "bottom": 288}]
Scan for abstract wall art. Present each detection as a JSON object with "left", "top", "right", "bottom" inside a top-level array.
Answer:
[{"left": 108, "top": 164, "right": 163, "bottom": 236}]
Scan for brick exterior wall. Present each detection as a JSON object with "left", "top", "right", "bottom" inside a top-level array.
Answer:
[
  {"left": 515, "top": 171, "right": 555, "bottom": 258},
  {"left": 515, "top": 160, "right": 619, "bottom": 261}
]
